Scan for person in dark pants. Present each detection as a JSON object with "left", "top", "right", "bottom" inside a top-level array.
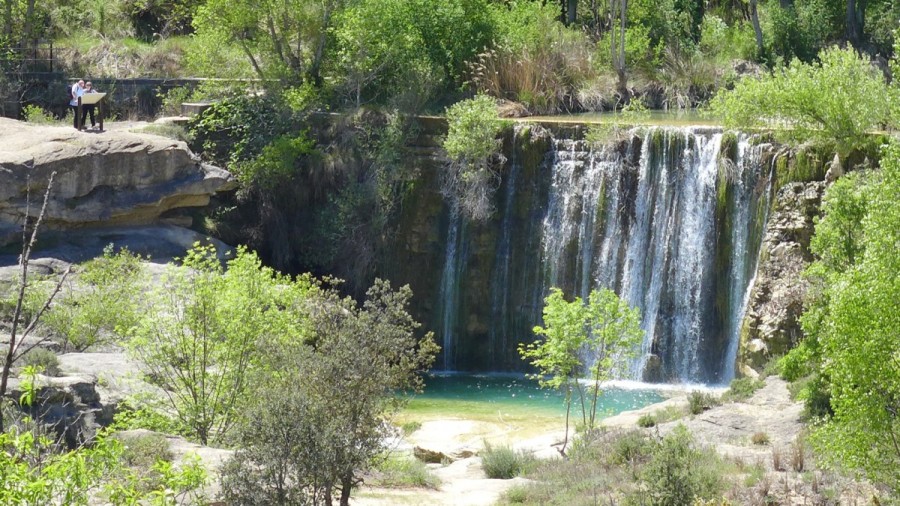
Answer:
[
  {"left": 81, "top": 81, "right": 98, "bottom": 129},
  {"left": 70, "top": 79, "right": 84, "bottom": 129}
]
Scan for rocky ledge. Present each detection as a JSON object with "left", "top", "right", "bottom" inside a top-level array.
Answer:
[{"left": 0, "top": 118, "right": 235, "bottom": 246}]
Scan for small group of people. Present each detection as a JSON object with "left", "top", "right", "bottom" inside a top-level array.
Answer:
[{"left": 69, "top": 79, "right": 100, "bottom": 130}]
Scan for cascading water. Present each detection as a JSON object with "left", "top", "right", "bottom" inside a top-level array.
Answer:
[
  {"left": 430, "top": 125, "right": 771, "bottom": 384},
  {"left": 488, "top": 144, "right": 520, "bottom": 368},
  {"left": 437, "top": 204, "right": 466, "bottom": 371}
]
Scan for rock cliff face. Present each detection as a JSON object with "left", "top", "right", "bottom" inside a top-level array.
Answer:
[
  {"left": 0, "top": 118, "right": 234, "bottom": 246},
  {"left": 738, "top": 181, "right": 826, "bottom": 374}
]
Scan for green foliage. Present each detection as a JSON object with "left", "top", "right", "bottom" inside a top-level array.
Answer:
[
  {"left": 721, "top": 377, "right": 764, "bottom": 402},
  {"left": 710, "top": 46, "right": 892, "bottom": 155},
  {"left": 805, "top": 142, "right": 900, "bottom": 492},
  {"left": 21, "top": 348, "right": 60, "bottom": 377},
  {"left": 763, "top": 0, "right": 842, "bottom": 62},
  {"left": 687, "top": 391, "right": 719, "bottom": 415},
  {"left": 371, "top": 455, "right": 441, "bottom": 489},
  {"left": 0, "top": 428, "right": 206, "bottom": 505},
  {"left": 442, "top": 94, "right": 508, "bottom": 220},
  {"left": 189, "top": 94, "right": 298, "bottom": 167},
  {"left": 192, "top": 0, "right": 336, "bottom": 84},
  {"left": 127, "top": 244, "right": 311, "bottom": 445},
  {"left": 637, "top": 413, "right": 657, "bottom": 428},
  {"left": 444, "top": 94, "right": 505, "bottom": 162},
  {"left": 22, "top": 105, "right": 57, "bottom": 124},
  {"left": 481, "top": 442, "right": 535, "bottom": 479},
  {"left": 43, "top": 246, "right": 145, "bottom": 352},
  {"left": 220, "top": 278, "right": 438, "bottom": 504},
  {"left": 334, "top": 0, "right": 494, "bottom": 107},
  {"left": 638, "top": 425, "right": 724, "bottom": 505},
  {"left": 521, "top": 287, "right": 642, "bottom": 453},
  {"left": 233, "top": 131, "right": 315, "bottom": 188}
]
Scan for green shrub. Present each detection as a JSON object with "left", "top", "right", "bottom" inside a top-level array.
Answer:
[
  {"left": 504, "top": 484, "right": 529, "bottom": 503},
  {"left": 371, "top": 455, "right": 440, "bottom": 489},
  {"left": 23, "top": 104, "right": 57, "bottom": 124},
  {"left": 640, "top": 425, "right": 724, "bottom": 505},
  {"left": 481, "top": 442, "right": 534, "bottom": 479},
  {"left": 442, "top": 94, "right": 508, "bottom": 220},
  {"left": 21, "top": 348, "right": 61, "bottom": 377},
  {"left": 638, "top": 414, "right": 657, "bottom": 428},
  {"left": 400, "top": 421, "right": 422, "bottom": 436},
  {"left": 43, "top": 246, "right": 145, "bottom": 352},
  {"left": 722, "top": 377, "right": 764, "bottom": 402},
  {"left": 688, "top": 391, "right": 720, "bottom": 414},
  {"left": 610, "top": 430, "right": 652, "bottom": 468}
]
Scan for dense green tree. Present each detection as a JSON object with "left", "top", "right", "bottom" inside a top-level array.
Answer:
[
  {"left": 807, "top": 142, "right": 900, "bottom": 491},
  {"left": 127, "top": 244, "right": 310, "bottom": 445},
  {"left": 520, "top": 287, "right": 642, "bottom": 454},
  {"left": 710, "top": 46, "right": 892, "bottom": 155},
  {"left": 193, "top": 0, "right": 343, "bottom": 85},
  {"left": 221, "top": 279, "right": 438, "bottom": 506}
]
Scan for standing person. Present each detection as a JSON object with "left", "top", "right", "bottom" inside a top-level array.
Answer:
[
  {"left": 81, "top": 81, "right": 98, "bottom": 130},
  {"left": 69, "top": 79, "right": 84, "bottom": 129}
]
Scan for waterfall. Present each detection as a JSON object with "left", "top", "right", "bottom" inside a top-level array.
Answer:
[
  {"left": 537, "top": 127, "right": 770, "bottom": 383},
  {"left": 437, "top": 204, "right": 466, "bottom": 371},
  {"left": 489, "top": 144, "right": 520, "bottom": 369},
  {"left": 429, "top": 125, "right": 771, "bottom": 383}
]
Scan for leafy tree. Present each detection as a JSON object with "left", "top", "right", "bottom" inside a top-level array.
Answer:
[
  {"left": 3, "top": 432, "right": 207, "bottom": 505},
  {"left": 127, "top": 244, "right": 311, "bottom": 445},
  {"left": 332, "top": 0, "right": 493, "bottom": 107},
  {"left": 192, "top": 0, "right": 343, "bottom": 85},
  {"left": 806, "top": 142, "right": 900, "bottom": 491},
  {"left": 520, "top": 287, "right": 642, "bottom": 455},
  {"left": 710, "top": 46, "right": 892, "bottom": 156},
  {"left": 43, "top": 246, "right": 145, "bottom": 352},
  {"left": 441, "top": 94, "right": 509, "bottom": 221},
  {"left": 221, "top": 279, "right": 438, "bottom": 506}
]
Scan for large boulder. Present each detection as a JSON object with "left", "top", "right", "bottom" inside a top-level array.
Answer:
[{"left": 0, "top": 118, "right": 235, "bottom": 246}]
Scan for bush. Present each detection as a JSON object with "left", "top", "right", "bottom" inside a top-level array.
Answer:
[
  {"left": 371, "top": 455, "right": 440, "bottom": 489},
  {"left": 441, "top": 94, "right": 508, "bottom": 220},
  {"left": 710, "top": 46, "right": 893, "bottom": 156},
  {"left": 43, "top": 246, "right": 145, "bottom": 352},
  {"left": 688, "top": 391, "right": 720, "bottom": 414},
  {"left": 610, "top": 430, "right": 653, "bottom": 468},
  {"left": 640, "top": 425, "right": 724, "bottom": 505},
  {"left": 23, "top": 104, "right": 57, "bottom": 124},
  {"left": 481, "top": 442, "right": 534, "bottom": 479},
  {"left": 21, "top": 348, "right": 60, "bottom": 377},
  {"left": 751, "top": 432, "right": 770, "bottom": 446},
  {"left": 638, "top": 414, "right": 657, "bottom": 428}
]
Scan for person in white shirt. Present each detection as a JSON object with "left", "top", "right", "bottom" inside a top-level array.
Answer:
[
  {"left": 81, "top": 81, "right": 98, "bottom": 129},
  {"left": 70, "top": 79, "right": 84, "bottom": 129}
]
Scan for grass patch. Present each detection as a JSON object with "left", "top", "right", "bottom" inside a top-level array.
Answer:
[
  {"left": 751, "top": 432, "right": 770, "bottom": 445},
  {"left": 482, "top": 442, "right": 536, "bottom": 479},
  {"left": 370, "top": 455, "right": 440, "bottom": 489},
  {"left": 400, "top": 421, "right": 422, "bottom": 436},
  {"left": 637, "top": 413, "right": 657, "bottom": 428}
]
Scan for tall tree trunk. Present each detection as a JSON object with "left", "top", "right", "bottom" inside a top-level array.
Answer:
[
  {"left": 611, "top": 0, "right": 628, "bottom": 94},
  {"left": 846, "top": 0, "right": 867, "bottom": 49},
  {"left": 567, "top": 0, "right": 577, "bottom": 25},
  {"left": 750, "top": 0, "right": 764, "bottom": 59},
  {"left": 339, "top": 473, "right": 353, "bottom": 506}
]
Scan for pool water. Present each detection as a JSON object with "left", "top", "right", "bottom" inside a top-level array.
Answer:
[{"left": 411, "top": 374, "right": 665, "bottom": 418}]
